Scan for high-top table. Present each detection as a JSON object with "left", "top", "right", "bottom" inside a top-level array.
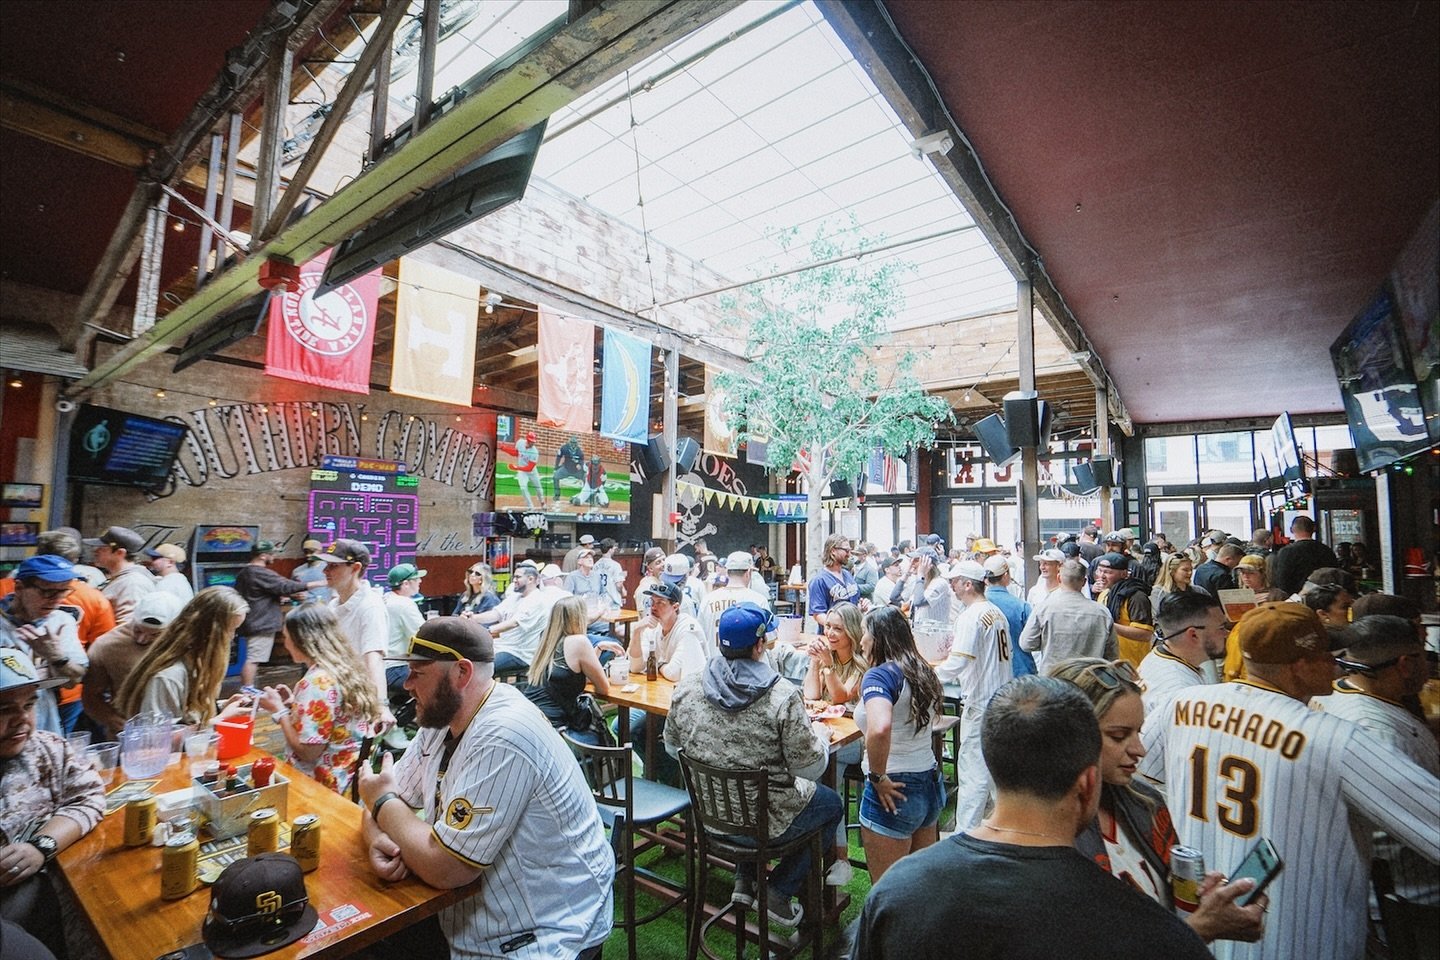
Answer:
[{"left": 57, "top": 749, "right": 479, "bottom": 960}]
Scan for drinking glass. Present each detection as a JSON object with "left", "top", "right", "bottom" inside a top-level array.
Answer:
[{"left": 87, "top": 742, "right": 121, "bottom": 787}]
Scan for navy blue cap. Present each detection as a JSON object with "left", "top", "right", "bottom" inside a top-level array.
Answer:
[{"left": 717, "top": 602, "right": 774, "bottom": 651}]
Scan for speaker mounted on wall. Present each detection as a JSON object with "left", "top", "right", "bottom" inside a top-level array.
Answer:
[
  {"left": 1002, "top": 391, "right": 1053, "bottom": 448},
  {"left": 639, "top": 433, "right": 668, "bottom": 475},
  {"left": 828, "top": 477, "right": 854, "bottom": 499},
  {"left": 675, "top": 436, "right": 700, "bottom": 474},
  {"left": 1091, "top": 454, "right": 1115, "bottom": 489}
]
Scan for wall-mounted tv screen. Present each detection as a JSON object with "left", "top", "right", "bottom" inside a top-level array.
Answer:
[
  {"left": 493, "top": 415, "right": 631, "bottom": 524},
  {"left": 1388, "top": 199, "right": 1439, "bottom": 443},
  {"left": 0, "top": 483, "right": 43, "bottom": 508},
  {"left": 68, "top": 404, "right": 188, "bottom": 491},
  {"left": 1330, "top": 284, "right": 1433, "bottom": 473}
]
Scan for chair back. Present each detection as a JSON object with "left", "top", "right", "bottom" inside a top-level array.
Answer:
[
  {"left": 677, "top": 750, "right": 768, "bottom": 842},
  {"left": 562, "top": 731, "right": 634, "bottom": 818}
]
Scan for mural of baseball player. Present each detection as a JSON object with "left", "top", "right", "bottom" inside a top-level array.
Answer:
[
  {"left": 552, "top": 435, "right": 586, "bottom": 505},
  {"left": 496, "top": 430, "right": 542, "bottom": 508},
  {"left": 572, "top": 454, "right": 610, "bottom": 507}
]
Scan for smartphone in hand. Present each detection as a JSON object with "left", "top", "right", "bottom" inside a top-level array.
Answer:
[{"left": 1230, "top": 838, "right": 1283, "bottom": 906}]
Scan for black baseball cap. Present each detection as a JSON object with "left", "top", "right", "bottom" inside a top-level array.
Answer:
[
  {"left": 387, "top": 616, "right": 495, "bottom": 664},
  {"left": 1094, "top": 553, "right": 1131, "bottom": 570},
  {"left": 645, "top": 581, "right": 683, "bottom": 605},
  {"left": 82, "top": 525, "right": 145, "bottom": 554},
  {"left": 202, "top": 854, "right": 317, "bottom": 958},
  {"left": 313, "top": 539, "right": 371, "bottom": 566}
]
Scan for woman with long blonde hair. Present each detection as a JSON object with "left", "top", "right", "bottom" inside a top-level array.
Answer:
[
  {"left": 803, "top": 600, "right": 868, "bottom": 882},
  {"left": 114, "top": 586, "right": 251, "bottom": 725},
  {"left": 522, "top": 596, "right": 624, "bottom": 743},
  {"left": 257, "top": 603, "right": 383, "bottom": 794}
]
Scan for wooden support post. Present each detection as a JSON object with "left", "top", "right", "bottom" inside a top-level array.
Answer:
[
  {"left": 252, "top": 36, "right": 293, "bottom": 240},
  {"left": 411, "top": 0, "right": 440, "bottom": 141},
  {"left": 662, "top": 347, "right": 679, "bottom": 548},
  {"left": 1096, "top": 386, "right": 1113, "bottom": 531},
  {"left": 196, "top": 132, "right": 223, "bottom": 288}
]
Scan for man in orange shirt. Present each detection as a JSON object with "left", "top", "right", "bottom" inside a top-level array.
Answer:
[{"left": 0, "top": 530, "right": 116, "bottom": 733}]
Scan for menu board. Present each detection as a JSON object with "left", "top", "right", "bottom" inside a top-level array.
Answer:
[{"left": 68, "top": 404, "right": 188, "bottom": 490}]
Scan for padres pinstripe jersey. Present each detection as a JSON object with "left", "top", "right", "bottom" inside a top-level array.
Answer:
[
  {"left": 1142, "top": 678, "right": 1440, "bottom": 960},
  {"left": 936, "top": 599, "right": 1012, "bottom": 705},
  {"left": 1137, "top": 644, "right": 1211, "bottom": 715},
  {"left": 1312, "top": 682, "right": 1440, "bottom": 777},
  {"left": 392, "top": 682, "right": 614, "bottom": 959}
]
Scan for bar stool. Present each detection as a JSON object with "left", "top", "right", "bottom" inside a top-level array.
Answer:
[
  {"left": 678, "top": 751, "right": 826, "bottom": 960},
  {"left": 563, "top": 733, "right": 691, "bottom": 960}
]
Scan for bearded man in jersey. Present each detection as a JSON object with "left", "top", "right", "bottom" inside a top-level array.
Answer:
[
  {"left": 360, "top": 617, "right": 612, "bottom": 960},
  {"left": 1138, "top": 591, "right": 1226, "bottom": 714},
  {"left": 1139, "top": 603, "right": 1440, "bottom": 960}
]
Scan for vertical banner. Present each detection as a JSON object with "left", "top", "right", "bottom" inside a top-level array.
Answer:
[
  {"left": 536, "top": 304, "right": 594, "bottom": 433},
  {"left": 868, "top": 445, "right": 899, "bottom": 493},
  {"left": 600, "top": 328, "right": 650, "bottom": 443},
  {"left": 703, "top": 365, "right": 738, "bottom": 455},
  {"left": 265, "top": 249, "right": 380, "bottom": 393},
  {"left": 391, "top": 258, "right": 479, "bottom": 406}
]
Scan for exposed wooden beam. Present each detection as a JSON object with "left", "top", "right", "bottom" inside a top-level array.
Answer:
[
  {"left": 68, "top": 0, "right": 741, "bottom": 396},
  {"left": 261, "top": 0, "right": 410, "bottom": 241},
  {"left": 819, "top": 0, "right": 1132, "bottom": 436},
  {"left": 65, "top": 0, "right": 343, "bottom": 350},
  {"left": 474, "top": 344, "right": 538, "bottom": 374},
  {"left": 0, "top": 75, "right": 161, "bottom": 169}
]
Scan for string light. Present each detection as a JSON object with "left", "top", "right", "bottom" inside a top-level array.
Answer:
[
  {"left": 207, "top": 398, "right": 217, "bottom": 406},
  {"left": 155, "top": 389, "right": 166, "bottom": 399},
  {"left": 7, "top": 376, "right": 22, "bottom": 389}
]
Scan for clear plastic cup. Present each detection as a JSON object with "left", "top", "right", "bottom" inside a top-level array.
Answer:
[
  {"left": 608, "top": 659, "right": 630, "bottom": 685},
  {"left": 86, "top": 741, "right": 121, "bottom": 786},
  {"left": 185, "top": 732, "right": 219, "bottom": 778},
  {"left": 67, "top": 731, "right": 93, "bottom": 754}
]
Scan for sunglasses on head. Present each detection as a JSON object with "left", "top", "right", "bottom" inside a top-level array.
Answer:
[
  {"left": 210, "top": 895, "right": 310, "bottom": 937},
  {"left": 1078, "top": 659, "right": 1141, "bottom": 690}
]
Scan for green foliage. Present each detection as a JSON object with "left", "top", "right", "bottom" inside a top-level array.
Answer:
[{"left": 714, "top": 224, "right": 952, "bottom": 488}]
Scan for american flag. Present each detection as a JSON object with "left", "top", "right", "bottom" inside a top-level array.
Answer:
[{"left": 868, "top": 447, "right": 898, "bottom": 493}]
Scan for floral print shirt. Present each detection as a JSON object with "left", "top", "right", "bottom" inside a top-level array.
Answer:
[{"left": 283, "top": 665, "right": 371, "bottom": 795}]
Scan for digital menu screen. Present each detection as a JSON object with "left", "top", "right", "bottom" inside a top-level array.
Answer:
[{"left": 68, "top": 404, "right": 188, "bottom": 490}]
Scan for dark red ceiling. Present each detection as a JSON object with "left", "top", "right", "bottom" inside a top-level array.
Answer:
[{"left": 882, "top": 0, "right": 1439, "bottom": 424}]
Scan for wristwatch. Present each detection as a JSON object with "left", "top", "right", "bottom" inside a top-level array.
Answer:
[
  {"left": 866, "top": 772, "right": 890, "bottom": 784},
  {"left": 28, "top": 834, "right": 58, "bottom": 864},
  {"left": 371, "top": 791, "right": 400, "bottom": 822}
]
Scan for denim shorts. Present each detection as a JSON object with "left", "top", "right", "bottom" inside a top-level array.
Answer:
[{"left": 859, "top": 767, "right": 945, "bottom": 839}]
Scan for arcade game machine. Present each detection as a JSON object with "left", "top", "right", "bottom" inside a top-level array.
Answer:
[{"left": 188, "top": 524, "right": 260, "bottom": 676}]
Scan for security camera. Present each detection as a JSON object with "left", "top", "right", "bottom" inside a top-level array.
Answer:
[
  {"left": 909, "top": 129, "right": 954, "bottom": 158},
  {"left": 56, "top": 398, "right": 76, "bottom": 413}
]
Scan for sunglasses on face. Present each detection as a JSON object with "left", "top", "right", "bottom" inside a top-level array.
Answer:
[{"left": 22, "top": 584, "right": 70, "bottom": 600}]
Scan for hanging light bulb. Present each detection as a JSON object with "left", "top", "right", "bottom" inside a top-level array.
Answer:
[
  {"left": 7, "top": 376, "right": 22, "bottom": 389},
  {"left": 208, "top": 398, "right": 217, "bottom": 406},
  {"left": 484, "top": 291, "right": 503, "bottom": 314},
  {"left": 155, "top": 389, "right": 167, "bottom": 399}
]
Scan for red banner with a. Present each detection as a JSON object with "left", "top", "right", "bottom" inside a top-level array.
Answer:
[{"left": 265, "top": 251, "right": 381, "bottom": 394}]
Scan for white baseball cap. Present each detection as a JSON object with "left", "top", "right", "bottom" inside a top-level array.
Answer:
[
  {"left": 662, "top": 554, "right": 692, "bottom": 579},
  {"left": 1032, "top": 548, "right": 1066, "bottom": 563},
  {"left": 724, "top": 551, "right": 754, "bottom": 571},
  {"left": 539, "top": 563, "right": 564, "bottom": 580},
  {"left": 983, "top": 555, "right": 1011, "bottom": 579},
  {"left": 944, "top": 560, "right": 987, "bottom": 583}
]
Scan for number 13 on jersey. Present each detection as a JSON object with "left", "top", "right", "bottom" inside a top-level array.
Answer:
[{"left": 1188, "top": 745, "right": 1260, "bottom": 838}]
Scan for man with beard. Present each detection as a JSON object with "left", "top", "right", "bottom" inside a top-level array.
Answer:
[
  {"left": 1139, "top": 591, "right": 1226, "bottom": 714},
  {"left": 360, "top": 617, "right": 613, "bottom": 960}
]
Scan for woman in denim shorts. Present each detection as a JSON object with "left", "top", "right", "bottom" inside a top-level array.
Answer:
[{"left": 854, "top": 605, "right": 946, "bottom": 882}]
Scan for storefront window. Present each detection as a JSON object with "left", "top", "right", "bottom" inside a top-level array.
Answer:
[
  {"left": 1197, "top": 432, "right": 1255, "bottom": 484},
  {"left": 896, "top": 505, "right": 916, "bottom": 548},
  {"left": 1145, "top": 436, "right": 1198, "bottom": 485}
]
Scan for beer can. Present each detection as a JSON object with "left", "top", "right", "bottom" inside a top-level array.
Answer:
[
  {"left": 123, "top": 796, "right": 157, "bottom": 847},
  {"left": 247, "top": 808, "right": 280, "bottom": 856},
  {"left": 1171, "top": 844, "right": 1205, "bottom": 914},
  {"left": 160, "top": 832, "right": 199, "bottom": 900},
  {"left": 291, "top": 814, "right": 321, "bottom": 872}
]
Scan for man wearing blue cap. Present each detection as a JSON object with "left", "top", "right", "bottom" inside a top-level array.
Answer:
[
  {"left": 665, "top": 602, "right": 844, "bottom": 929},
  {"left": 0, "top": 556, "right": 88, "bottom": 735}
]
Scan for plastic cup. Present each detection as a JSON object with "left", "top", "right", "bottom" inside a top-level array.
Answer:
[
  {"left": 214, "top": 718, "right": 254, "bottom": 761},
  {"left": 86, "top": 742, "right": 121, "bottom": 786},
  {"left": 185, "top": 732, "right": 219, "bottom": 778},
  {"left": 67, "top": 731, "right": 93, "bottom": 754},
  {"left": 608, "top": 659, "right": 630, "bottom": 685}
]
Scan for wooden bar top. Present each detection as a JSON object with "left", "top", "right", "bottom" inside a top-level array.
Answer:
[{"left": 57, "top": 749, "right": 478, "bottom": 960}]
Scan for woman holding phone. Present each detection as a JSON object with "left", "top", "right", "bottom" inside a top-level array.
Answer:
[{"left": 1047, "top": 657, "right": 1268, "bottom": 943}]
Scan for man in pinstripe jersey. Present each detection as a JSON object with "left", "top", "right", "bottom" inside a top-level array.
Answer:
[
  {"left": 1140, "top": 603, "right": 1440, "bottom": 960},
  {"left": 359, "top": 617, "right": 613, "bottom": 960}
]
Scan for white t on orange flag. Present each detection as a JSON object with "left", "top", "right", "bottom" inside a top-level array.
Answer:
[
  {"left": 391, "top": 258, "right": 479, "bottom": 406},
  {"left": 536, "top": 304, "right": 594, "bottom": 433}
]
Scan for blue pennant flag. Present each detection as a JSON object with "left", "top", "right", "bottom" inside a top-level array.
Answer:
[{"left": 600, "top": 329, "right": 651, "bottom": 444}]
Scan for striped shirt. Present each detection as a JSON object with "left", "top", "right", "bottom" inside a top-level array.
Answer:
[
  {"left": 1137, "top": 644, "right": 1210, "bottom": 716},
  {"left": 1141, "top": 678, "right": 1440, "bottom": 960},
  {"left": 392, "top": 682, "right": 613, "bottom": 959}
]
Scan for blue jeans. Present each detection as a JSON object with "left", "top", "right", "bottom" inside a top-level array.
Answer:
[
  {"left": 57, "top": 699, "right": 83, "bottom": 735},
  {"left": 494, "top": 651, "right": 529, "bottom": 680},
  {"left": 724, "top": 785, "right": 843, "bottom": 899},
  {"left": 629, "top": 709, "right": 680, "bottom": 786}
]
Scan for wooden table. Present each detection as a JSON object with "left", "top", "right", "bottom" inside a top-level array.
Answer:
[
  {"left": 57, "top": 749, "right": 479, "bottom": 960},
  {"left": 595, "top": 675, "right": 860, "bottom": 778},
  {"left": 776, "top": 584, "right": 807, "bottom": 619},
  {"left": 608, "top": 607, "right": 639, "bottom": 646}
]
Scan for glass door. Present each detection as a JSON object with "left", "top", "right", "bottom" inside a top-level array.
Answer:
[
  {"left": 1151, "top": 498, "right": 1197, "bottom": 548},
  {"left": 1200, "top": 497, "right": 1255, "bottom": 541}
]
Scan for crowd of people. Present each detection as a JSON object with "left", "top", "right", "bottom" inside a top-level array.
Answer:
[{"left": 0, "top": 516, "right": 1435, "bottom": 960}]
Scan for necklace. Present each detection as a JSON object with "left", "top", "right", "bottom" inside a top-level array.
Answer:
[{"left": 980, "top": 820, "right": 1069, "bottom": 844}]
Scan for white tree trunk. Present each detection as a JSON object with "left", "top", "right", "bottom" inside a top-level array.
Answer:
[{"left": 805, "top": 461, "right": 825, "bottom": 578}]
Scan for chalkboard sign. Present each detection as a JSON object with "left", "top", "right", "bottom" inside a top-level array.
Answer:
[{"left": 68, "top": 404, "right": 187, "bottom": 490}]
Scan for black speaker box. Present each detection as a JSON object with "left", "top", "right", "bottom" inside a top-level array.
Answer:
[
  {"left": 1331, "top": 448, "right": 1358, "bottom": 477},
  {"left": 1003, "top": 395, "right": 1052, "bottom": 448},
  {"left": 1091, "top": 455, "right": 1115, "bottom": 488},
  {"left": 1073, "top": 461, "right": 1097, "bottom": 491},
  {"left": 675, "top": 436, "right": 700, "bottom": 474},
  {"left": 829, "top": 477, "right": 854, "bottom": 499},
  {"left": 973, "top": 413, "right": 1021, "bottom": 467},
  {"left": 639, "top": 433, "right": 668, "bottom": 475}
]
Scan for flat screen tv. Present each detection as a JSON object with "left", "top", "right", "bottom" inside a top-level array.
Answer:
[
  {"left": 1330, "top": 283, "right": 1433, "bottom": 473},
  {"left": 68, "top": 404, "right": 188, "bottom": 491},
  {"left": 1269, "top": 412, "right": 1304, "bottom": 485},
  {"left": 492, "top": 415, "right": 631, "bottom": 524},
  {"left": 0, "top": 483, "right": 43, "bottom": 508},
  {"left": 0, "top": 522, "right": 38, "bottom": 546}
]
